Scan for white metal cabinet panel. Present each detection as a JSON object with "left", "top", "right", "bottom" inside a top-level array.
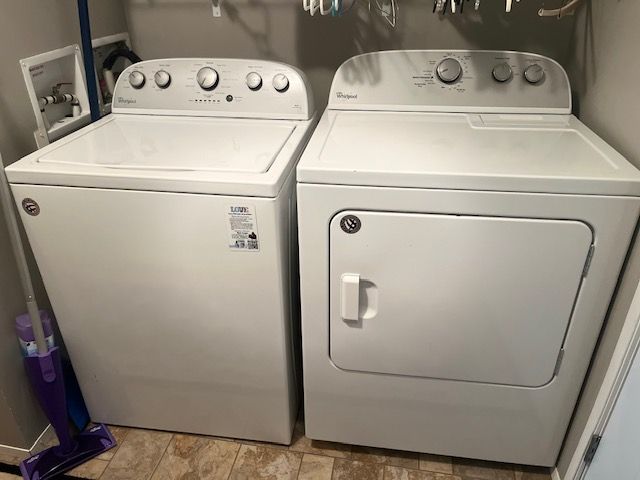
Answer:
[
  {"left": 329, "top": 212, "right": 592, "bottom": 387},
  {"left": 11, "top": 184, "right": 297, "bottom": 443}
]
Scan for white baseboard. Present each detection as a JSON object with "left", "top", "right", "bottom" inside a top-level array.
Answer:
[{"left": 0, "top": 423, "right": 51, "bottom": 463}]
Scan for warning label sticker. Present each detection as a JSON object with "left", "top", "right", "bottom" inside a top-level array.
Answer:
[{"left": 227, "top": 205, "right": 259, "bottom": 251}]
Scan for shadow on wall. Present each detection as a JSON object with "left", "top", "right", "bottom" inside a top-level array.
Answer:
[{"left": 124, "top": 0, "right": 576, "bottom": 109}]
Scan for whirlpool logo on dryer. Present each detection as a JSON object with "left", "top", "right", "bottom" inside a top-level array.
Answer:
[{"left": 335, "top": 92, "right": 358, "bottom": 100}]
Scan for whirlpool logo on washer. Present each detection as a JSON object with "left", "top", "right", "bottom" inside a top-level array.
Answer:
[
  {"left": 117, "top": 97, "right": 136, "bottom": 105},
  {"left": 22, "top": 198, "right": 40, "bottom": 216}
]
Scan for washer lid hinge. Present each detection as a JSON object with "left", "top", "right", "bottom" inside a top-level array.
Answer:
[
  {"left": 553, "top": 348, "right": 565, "bottom": 376},
  {"left": 584, "top": 434, "right": 602, "bottom": 464},
  {"left": 583, "top": 245, "right": 595, "bottom": 278}
]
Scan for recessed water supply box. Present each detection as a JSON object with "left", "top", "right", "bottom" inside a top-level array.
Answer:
[
  {"left": 20, "top": 45, "right": 91, "bottom": 149},
  {"left": 92, "top": 32, "right": 132, "bottom": 115}
]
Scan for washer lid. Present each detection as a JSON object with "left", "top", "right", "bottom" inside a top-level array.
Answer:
[
  {"left": 297, "top": 111, "right": 640, "bottom": 196},
  {"left": 8, "top": 114, "right": 314, "bottom": 197},
  {"left": 38, "top": 115, "right": 294, "bottom": 173}
]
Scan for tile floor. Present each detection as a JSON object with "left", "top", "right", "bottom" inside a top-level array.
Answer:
[{"left": 0, "top": 417, "right": 552, "bottom": 480}]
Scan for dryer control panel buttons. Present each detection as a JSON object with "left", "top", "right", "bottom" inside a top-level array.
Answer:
[
  {"left": 329, "top": 50, "right": 570, "bottom": 114},
  {"left": 492, "top": 63, "right": 513, "bottom": 83},
  {"left": 524, "top": 64, "right": 545, "bottom": 84},
  {"left": 246, "top": 72, "right": 262, "bottom": 90},
  {"left": 197, "top": 67, "right": 219, "bottom": 90},
  {"left": 112, "top": 59, "right": 313, "bottom": 120},
  {"left": 436, "top": 58, "right": 462, "bottom": 84},
  {"left": 128, "top": 71, "right": 146, "bottom": 89},
  {"left": 272, "top": 74, "right": 290, "bottom": 92},
  {"left": 154, "top": 70, "right": 172, "bottom": 89}
]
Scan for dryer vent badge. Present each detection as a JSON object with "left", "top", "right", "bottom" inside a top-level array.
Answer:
[{"left": 227, "top": 205, "right": 259, "bottom": 251}]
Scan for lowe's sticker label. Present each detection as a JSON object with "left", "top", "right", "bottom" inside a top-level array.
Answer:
[{"left": 227, "top": 205, "right": 259, "bottom": 251}]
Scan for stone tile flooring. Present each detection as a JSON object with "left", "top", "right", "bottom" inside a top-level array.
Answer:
[{"left": 0, "top": 418, "right": 552, "bottom": 480}]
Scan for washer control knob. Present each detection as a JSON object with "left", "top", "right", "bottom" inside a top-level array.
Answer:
[
  {"left": 154, "top": 70, "right": 171, "bottom": 89},
  {"left": 524, "top": 64, "right": 545, "bottom": 84},
  {"left": 128, "top": 70, "right": 146, "bottom": 89},
  {"left": 246, "top": 72, "right": 263, "bottom": 90},
  {"left": 272, "top": 73, "right": 289, "bottom": 92},
  {"left": 492, "top": 63, "right": 513, "bottom": 82},
  {"left": 196, "top": 67, "right": 219, "bottom": 90},
  {"left": 436, "top": 58, "right": 462, "bottom": 84}
]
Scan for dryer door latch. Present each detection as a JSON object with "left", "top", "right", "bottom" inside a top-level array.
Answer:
[
  {"left": 341, "top": 274, "right": 361, "bottom": 321},
  {"left": 583, "top": 245, "right": 595, "bottom": 278}
]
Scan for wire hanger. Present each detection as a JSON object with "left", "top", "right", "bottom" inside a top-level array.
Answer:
[{"left": 539, "top": 0, "right": 585, "bottom": 18}]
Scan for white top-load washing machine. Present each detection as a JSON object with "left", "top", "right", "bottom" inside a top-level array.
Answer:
[
  {"left": 296, "top": 50, "right": 640, "bottom": 466},
  {"left": 7, "top": 58, "right": 315, "bottom": 444}
]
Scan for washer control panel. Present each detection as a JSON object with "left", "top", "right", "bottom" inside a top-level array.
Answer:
[
  {"left": 329, "top": 50, "right": 570, "bottom": 114},
  {"left": 113, "top": 58, "right": 314, "bottom": 120}
]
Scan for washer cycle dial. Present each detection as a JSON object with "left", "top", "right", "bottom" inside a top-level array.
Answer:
[
  {"left": 196, "top": 67, "right": 219, "bottom": 90},
  {"left": 436, "top": 58, "right": 462, "bottom": 84},
  {"left": 246, "top": 72, "right": 262, "bottom": 90},
  {"left": 272, "top": 74, "right": 289, "bottom": 92},
  {"left": 154, "top": 70, "right": 171, "bottom": 89},
  {"left": 128, "top": 71, "right": 146, "bottom": 89},
  {"left": 492, "top": 63, "right": 513, "bottom": 83}
]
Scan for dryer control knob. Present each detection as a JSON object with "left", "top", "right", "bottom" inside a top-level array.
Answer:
[
  {"left": 128, "top": 71, "right": 146, "bottom": 89},
  {"left": 246, "top": 72, "right": 263, "bottom": 90},
  {"left": 524, "top": 64, "right": 545, "bottom": 84},
  {"left": 436, "top": 58, "right": 462, "bottom": 84},
  {"left": 196, "top": 67, "right": 219, "bottom": 91},
  {"left": 272, "top": 74, "right": 289, "bottom": 92},
  {"left": 492, "top": 63, "right": 513, "bottom": 82},
  {"left": 154, "top": 70, "right": 171, "bottom": 89}
]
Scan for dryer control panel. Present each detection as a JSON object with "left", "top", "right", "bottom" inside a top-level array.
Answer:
[
  {"left": 329, "top": 50, "right": 571, "bottom": 114},
  {"left": 112, "top": 58, "right": 314, "bottom": 120}
]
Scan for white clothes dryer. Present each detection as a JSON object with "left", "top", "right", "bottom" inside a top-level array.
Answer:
[{"left": 296, "top": 50, "right": 640, "bottom": 465}]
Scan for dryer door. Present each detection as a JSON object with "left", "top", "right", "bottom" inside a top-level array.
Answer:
[{"left": 329, "top": 211, "right": 593, "bottom": 387}]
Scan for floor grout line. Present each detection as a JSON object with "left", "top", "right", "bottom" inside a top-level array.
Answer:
[
  {"left": 146, "top": 433, "right": 173, "bottom": 480},
  {"left": 225, "top": 441, "right": 243, "bottom": 480}
]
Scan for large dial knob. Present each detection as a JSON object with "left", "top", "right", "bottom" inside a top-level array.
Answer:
[
  {"left": 154, "top": 70, "right": 171, "bottom": 89},
  {"left": 128, "top": 71, "right": 146, "bottom": 89},
  {"left": 196, "top": 67, "right": 219, "bottom": 90},
  {"left": 272, "top": 73, "right": 289, "bottom": 92},
  {"left": 436, "top": 58, "right": 462, "bottom": 84},
  {"left": 492, "top": 63, "right": 513, "bottom": 83},
  {"left": 246, "top": 72, "right": 262, "bottom": 91},
  {"left": 524, "top": 64, "right": 545, "bottom": 84}
]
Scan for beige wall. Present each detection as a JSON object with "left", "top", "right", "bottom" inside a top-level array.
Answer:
[
  {"left": 0, "top": 0, "right": 128, "bottom": 450},
  {"left": 557, "top": 1, "right": 640, "bottom": 477},
  {"left": 123, "top": 0, "right": 576, "bottom": 109}
]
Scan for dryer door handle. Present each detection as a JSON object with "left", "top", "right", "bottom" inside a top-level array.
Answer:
[{"left": 341, "top": 273, "right": 360, "bottom": 321}]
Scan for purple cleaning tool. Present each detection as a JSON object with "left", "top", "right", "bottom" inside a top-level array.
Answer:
[{"left": 19, "top": 347, "right": 116, "bottom": 480}]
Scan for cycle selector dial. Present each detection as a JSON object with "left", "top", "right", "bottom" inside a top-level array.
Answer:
[
  {"left": 492, "top": 63, "right": 513, "bottom": 82},
  {"left": 436, "top": 58, "right": 462, "bottom": 84},
  {"left": 196, "top": 67, "right": 219, "bottom": 90},
  {"left": 524, "top": 64, "right": 545, "bottom": 84},
  {"left": 154, "top": 70, "right": 171, "bottom": 88},
  {"left": 246, "top": 72, "right": 263, "bottom": 90},
  {"left": 272, "top": 74, "right": 289, "bottom": 92},
  {"left": 128, "top": 71, "right": 146, "bottom": 89}
]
